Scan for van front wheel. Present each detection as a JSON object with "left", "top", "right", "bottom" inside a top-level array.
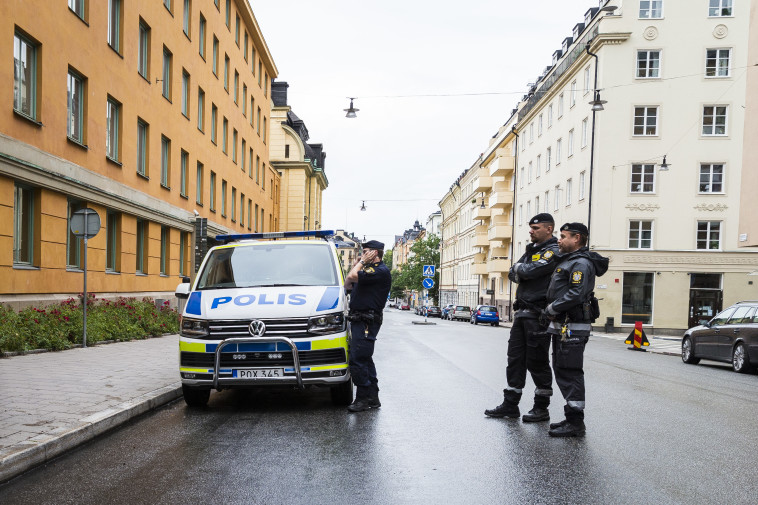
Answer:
[
  {"left": 331, "top": 377, "right": 354, "bottom": 406},
  {"left": 182, "top": 385, "right": 210, "bottom": 408}
]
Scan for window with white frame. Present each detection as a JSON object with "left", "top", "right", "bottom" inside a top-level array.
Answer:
[
  {"left": 630, "top": 164, "right": 656, "bottom": 193},
  {"left": 526, "top": 201, "right": 531, "bottom": 219},
  {"left": 581, "top": 118, "right": 588, "bottom": 147},
  {"left": 528, "top": 161, "right": 533, "bottom": 183},
  {"left": 519, "top": 204, "right": 523, "bottom": 225},
  {"left": 138, "top": 21, "right": 149, "bottom": 79},
  {"left": 67, "top": 69, "right": 85, "bottom": 143},
  {"left": 558, "top": 93, "right": 564, "bottom": 117},
  {"left": 639, "top": 0, "right": 663, "bottom": 19},
  {"left": 69, "top": 0, "right": 85, "bottom": 19},
  {"left": 699, "top": 163, "right": 724, "bottom": 193},
  {"left": 13, "top": 32, "right": 38, "bottom": 120},
  {"left": 697, "top": 221, "right": 721, "bottom": 249},
  {"left": 546, "top": 147, "right": 552, "bottom": 172},
  {"left": 108, "top": 0, "right": 121, "bottom": 53},
  {"left": 634, "top": 106, "right": 658, "bottom": 136},
  {"left": 162, "top": 47, "right": 172, "bottom": 99},
  {"left": 137, "top": 119, "right": 148, "bottom": 176},
  {"left": 566, "top": 179, "right": 572, "bottom": 206},
  {"left": 535, "top": 195, "right": 540, "bottom": 212},
  {"left": 709, "top": 0, "right": 732, "bottom": 16},
  {"left": 160, "top": 135, "right": 170, "bottom": 187},
  {"left": 548, "top": 104, "right": 553, "bottom": 126},
  {"left": 180, "top": 150, "right": 188, "bottom": 196},
  {"left": 536, "top": 155, "right": 541, "bottom": 177},
  {"left": 106, "top": 97, "right": 120, "bottom": 161},
  {"left": 583, "top": 66, "right": 591, "bottom": 95},
  {"left": 570, "top": 80, "right": 577, "bottom": 107},
  {"left": 629, "top": 220, "right": 653, "bottom": 249},
  {"left": 579, "top": 171, "right": 586, "bottom": 200},
  {"left": 544, "top": 191, "right": 550, "bottom": 212},
  {"left": 554, "top": 186, "right": 560, "bottom": 211},
  {"left": 637, "top": 50, "right": 661, "bottom": 78},
  {"left": 181, "top": 70, "right": 190, "bottom": 117},
  {"left": 538, "top": 114, "right": 543, "bottom": 136},
  {"left": 702, "top": 105, "right": 728, "bottom": 135},
  {"left": 705, "top": 48, "right": 731, "bottom": 77},
  {"left": 568, "top": 129, "right": 574, "bottom": 157},
  {"left": 519, "top": 166, "right": 524, "bottom": 188},
  {"left": 529, "top": 122, "right": 534, "bottom": 143},
  {"left": 183, "top": 0, "right": 191, "bottom": 37},
  {"left": 556, "top": 139, "right": 562, "bottom": 164}
]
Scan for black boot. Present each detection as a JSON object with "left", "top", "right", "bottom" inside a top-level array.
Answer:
[
  {"left": 548, "top": 406, "right": 585, "bottom": 437},
  {"left": 484, "top": 390, "right": 521, "bottom": 419},
  {"left": 522, "top": 394, "right": 550, "bottom": 423},
  {"left": 367, "top": 382, "right": 381, "bottom": 408},
  {"left": 348, "top": 386, "right": 374, "bottom": 413}
]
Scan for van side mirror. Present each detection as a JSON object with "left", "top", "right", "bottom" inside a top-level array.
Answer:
[{"left": 175, "top": 283, "right": 190, "bottom": 300}]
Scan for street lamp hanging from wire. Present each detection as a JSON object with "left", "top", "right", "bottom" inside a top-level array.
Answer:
[{"left": 344, "top": 98, "right": 359, "bottom": 118}]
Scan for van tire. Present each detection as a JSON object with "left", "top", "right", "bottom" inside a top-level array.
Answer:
[
  {"left": 182, "top": 385, "right": 210, "bottom": 408},
  {"left": 331, "top": 378, "right": 354, "bottom": 406}
]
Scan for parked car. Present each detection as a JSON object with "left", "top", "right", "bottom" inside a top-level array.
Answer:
[
  {"left": 449, "top": 305, "right": 472, "bottom": 321},
  {"left": 399, "top": 302, "right": 411, "bottom": 310},
  {"left": 427, "top": 306, "right": 442, "bottom": 318},
  {"left": 441, "top": 304, "right": 455, "bottom": 319},
  {"left": 471, "top": 305, "right": 500, "bottom": 326},
  {"left": 681, "top": 301, "right": 758, "bottom": 373}
]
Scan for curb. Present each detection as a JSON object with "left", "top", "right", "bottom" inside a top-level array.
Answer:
[{"left": 0, "top": 383, "right": 182, "bottom": 484}]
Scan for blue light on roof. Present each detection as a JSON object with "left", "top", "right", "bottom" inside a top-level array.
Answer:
[{"left": 216, "top": 230, "right": 335, "bottom": 243}]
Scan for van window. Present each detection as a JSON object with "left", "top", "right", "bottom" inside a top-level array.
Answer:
[{"left": 197, "top": 243, "right": 339, "bottom": 289}]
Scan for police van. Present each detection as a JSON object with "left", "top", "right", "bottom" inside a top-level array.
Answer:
[{"left": 174, "top": 230, "right": 353, "bottom": 408}]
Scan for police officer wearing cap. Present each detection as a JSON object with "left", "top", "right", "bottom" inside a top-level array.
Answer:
[
  {"left": 344, "top": 240, "right": 392, "bottom": 412},
  {"left": 541, "top": 223, "right": 608, "bottom": 437},
  {"left": 485, "top": 213, "right": 559, "bottom": 422}
]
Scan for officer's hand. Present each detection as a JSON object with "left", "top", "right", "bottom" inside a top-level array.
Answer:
[{"left": 540, "top": 308, "right": 555, "bottom": 324}]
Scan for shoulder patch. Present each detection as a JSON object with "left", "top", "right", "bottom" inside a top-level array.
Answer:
[
  {"left": 571, "top": 271, "right": 583, "bottom": 283},
  {"left": 543, "top": 250, "right": 554, "bottom": 260},
  {"left": 531, "top": 253, "right": 541, "bottom": 261},
  {"left": 364, "top": 267, "right": 375, "bottom": 274},
  {"left": 556, "top": 268, "right": 562, "bottom": 273}
]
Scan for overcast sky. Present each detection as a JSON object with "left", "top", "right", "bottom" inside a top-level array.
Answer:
[{"left": 251, "top": 0, "right": 596, "bottom": 247}]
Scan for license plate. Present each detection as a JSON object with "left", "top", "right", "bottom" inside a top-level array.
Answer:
[
  {"left": 233, "top": 368, "right": 284, "bottom": 378},
  {"left": 485, "top": 312, "right": 493, "bottom": 316}
]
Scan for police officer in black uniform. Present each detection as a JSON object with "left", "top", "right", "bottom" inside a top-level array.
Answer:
[
  {"left": 485, "top": 213, "right": 559, "bottom": 422},
  {"left": 345, "top": 240, "right": 392, "bottom": 413},
  {"left": 541, "top": 223, "right": 608, "bottom": 437}
]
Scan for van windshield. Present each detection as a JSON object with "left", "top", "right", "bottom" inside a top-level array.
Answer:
[{"left": 197, "top": 243, "right": 339, "bottom": 289}]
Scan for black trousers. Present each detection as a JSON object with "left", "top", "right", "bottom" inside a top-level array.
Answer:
[
  {"left": 349, "top": 319, "right": 381, "bottom": 388},
  {"left": 506, "top": 316, "right": 553, "bottom": 396},
  {"left": 551, "top": 334, "right": 588, "bottom": 408}
]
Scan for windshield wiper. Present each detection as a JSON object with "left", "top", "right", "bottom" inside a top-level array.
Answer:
[{"left": 249, "top": 283, "right": 303, "bottom": 287}]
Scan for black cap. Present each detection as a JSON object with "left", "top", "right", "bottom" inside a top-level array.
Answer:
[
  {"left": 362, "top": 240, "right": 385, "bottom": 250},
  {"left": 560, "top": 222, "right": 589, "bottom": 236},
  {"left": 529, "top": 213, "right": 555, "bottom": 225}
]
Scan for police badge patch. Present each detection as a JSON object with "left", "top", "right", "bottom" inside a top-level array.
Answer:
[{"left": 571, "top": 271, "right": 583, "bottom": 283}]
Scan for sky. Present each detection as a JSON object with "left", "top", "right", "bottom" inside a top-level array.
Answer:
[{"left": 250, "top": 0, "right": 597, "bottom": 247}]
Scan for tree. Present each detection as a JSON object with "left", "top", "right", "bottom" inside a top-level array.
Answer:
[
  {"left": 392, "top": 234, "right": 441, "bottom": 305},
  {"left": 382, "top": 250, "right": 393, "bottom": 271}
]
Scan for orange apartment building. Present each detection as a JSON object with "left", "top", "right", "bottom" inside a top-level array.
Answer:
[{"left": 1, "top": 0, "right": 280, "bottom": 308}]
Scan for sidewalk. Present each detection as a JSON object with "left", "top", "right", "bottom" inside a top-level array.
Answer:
[{"left": 0, "top": 335, "right": 181, "bottom": 483}]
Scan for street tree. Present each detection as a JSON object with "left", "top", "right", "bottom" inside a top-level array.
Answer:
[{"left": 394, "top": 234, "right": 441, "bottom": 305}]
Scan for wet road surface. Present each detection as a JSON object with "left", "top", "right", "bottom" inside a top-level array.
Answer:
[{"left": 2, "top": 310, "right": 757, "bottom": 504}]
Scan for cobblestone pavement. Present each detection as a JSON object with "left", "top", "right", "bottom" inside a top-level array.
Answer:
[{"left": 0, "top": 335, "right": 181, "bottom": 483}]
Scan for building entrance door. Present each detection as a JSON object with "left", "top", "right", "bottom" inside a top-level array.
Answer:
[{"left": 689, "top": 273, "right": 723, "bottom": 328}]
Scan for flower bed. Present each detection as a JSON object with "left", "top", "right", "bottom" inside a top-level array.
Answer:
[{"left": 0, "top": 295, "right": 180, "bottom": 354}]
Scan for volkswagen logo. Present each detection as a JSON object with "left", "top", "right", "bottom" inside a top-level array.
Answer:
[{"left": 248, "top": 319, "right": 266, "bottom": 337}]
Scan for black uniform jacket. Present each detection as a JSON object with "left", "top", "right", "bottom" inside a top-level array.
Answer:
[
  {"left": 508, "top": 237, "right": 560, "bottom": 311},
  {"left": 349, "top": 261, "right": 392, "bottom": 312},
  {"left": 545, "top": 247, "right": 609, "bottom": 331}
]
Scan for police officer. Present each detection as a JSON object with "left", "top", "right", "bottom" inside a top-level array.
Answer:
[
  {"left": 344, "top": 240, "right": 392, "bottom": 413},
  {"left": 541, "top": 223, "right": 608, "bottom": 437},
  {"left": 485, "top": 213, "right": 559, "bottom": 422}
]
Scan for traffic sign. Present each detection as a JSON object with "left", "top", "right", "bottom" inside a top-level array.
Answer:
[
  {"left": 423, "top": 265, "right": 435, "bottom": 277},
  {"left": 422, "top": 278, "right": 435, "bottom": 289},
  {"left": 70, "top": 208, "right": 101, "bottom": 238}
]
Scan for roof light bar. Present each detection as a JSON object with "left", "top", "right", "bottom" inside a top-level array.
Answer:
[{"left": 216, "top": 230, "right": 335, "bottom": 243}]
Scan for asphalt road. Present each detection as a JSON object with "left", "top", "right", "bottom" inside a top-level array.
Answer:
[{"left": 2, "top": 310, "right": 757, "bottom": 504}]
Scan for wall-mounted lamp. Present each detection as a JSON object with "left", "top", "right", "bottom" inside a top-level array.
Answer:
[
  {"left": 360, "top": 201, "right": 366, "bottom": 211},
  {"left": 659, "top": 155, "right": 670, "bottom": 171},
  {"left": 600, "top": 5, "right": 618, "bottom": 15},
  {"left": 344, "top": 98, "right": 359, "bottom": 118}
]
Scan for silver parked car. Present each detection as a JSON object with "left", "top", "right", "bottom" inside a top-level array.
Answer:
[{"left": 448, "top": 305, "right": 472, "bottom": 321}]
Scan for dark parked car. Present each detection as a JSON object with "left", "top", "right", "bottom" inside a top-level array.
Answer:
[
  {"left": 681, "top": 301, "right": 758, "bottom": 373},
  {"left": 471, "top": 305, "right": 500, "bottom": 326},
  {"left": 427, "top": 306, "right": 441, "bottom": 318}
]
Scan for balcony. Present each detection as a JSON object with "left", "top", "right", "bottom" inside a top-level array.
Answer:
[
  {"left": 473, "top": 227, "right": 489, "bottom": 247},
  {"left": 487, "top": 258, "right": 511, "bottom": 274},
  {"left": 473, "top": 205, "right": 491, "bottom": 221},
  {"left": 489, "top": 155, "right": 515, "bottom": 177},
  {"left": 472, "top": 262, "right": 488, "bottom": 275},
  {"left": 488, "top": 225, "right": 513, "bottom": 242},
  {"left": 473, "top": 168, "right": 493, "bottom": 192},
  {"left": 489, "top": 185, "right": 514, "bottom": 208}
]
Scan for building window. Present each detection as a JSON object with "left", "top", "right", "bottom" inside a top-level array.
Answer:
[
  {"left": 247, "top": 200, "right": 252, "bottom": 230},
  {"left": 528, "top": 161, "right": 533, "bottom": 183},
  {"left": 231, "top": 187, "right": 237, "bottom": 221},
  {"left": 211, "top": 104, "right": 217, "bottom": 143},
  {"left": 547, "top": 104, "right": 553, "bottom": 127},
  {"left": 242, "top": 84, "right": 247, "bottom": 115},
  {"left": 106, "top": 211, "right": 120, "bottom": 272},
  {"left": 529, "top": 122, "right": 534, "bottom": 143},
  {"left": 544, "top": 191, "right": 549, "bottom": 212},
  {"left": 197, "top": 88, "right": 204, "bottom": 131},
  {"left": 249, "top": 148, "right": 254, "bottom": 178},
  {"left": 639, "top": 0, "right": 663, "bottom": 19},
  {"left": 179, "top": 231, "right": 188, "bottom": 276},
  {"left": 196, "top": 162, "right": 204, "bottom": 204},
  {"left": 162, "top": 48, "right": 172, "bottom": 100},
  {"left": 221, "top": 180, "right": 227, "bottom": 217},
  {"left": 699, "top": 163, "right": 724, "bottom": 193},
  {"left": 630, "top": 164, "right": 656, "bottom": 193},
  {"left": 556, "top": 138, "right": 562, "bottom": 164},
  {"left": 536, "top": 155, "right": 541, "bottom": 178},
  {"left": 181, "top": 70, "right": 190, "bottom": 117},
  {"left": 160, "top": 136, "right": 170, "bottom": 188},
  {"left": 257, "top": 107, "right": 261, "bottom": 135},
  {"left": 138, "top": 21, "right": 149, "bottom": 79},
  {"left": 709, "top": 0, "right": 732, "bottom": 16},
  {"left": 526, "top": 201, "right": 531, "bottom": 219},
  {"left": 570, "top": 80, "right": 577, "bottom": 107},
  {"left": 250, "top": 96, "right": 254, "bottom": 126},
  {"left": 538, "top": 114, "right": 543, "bottom": 137},
  {"left": 209, "top": 171, "right": 216, "bottom": 210},
  {"left": 553, "top": 186, "right": 560, "bottom": 211},
  {"left": 212, "top": 36, "right": 219, "bottom": 76},
  {"left": 13, "top": 184, "right": 36, "bottom": 266},
  {"left": 634, "top": 106, "right": 658, "bottom": 136},
  {"left": 629, "top": 220, "right": 653, "bottom": 249},
  {"left": 222, "top": 117, "right": 228, "bottom": 153},
  {"left": 583, "top": 66, "right": 591, "bottom": 95},
  {"left": 258, "top": 61, "right": 262, "bottom": 86},
  {"left": 108, "top": 0, "right": 121, "bottom": 53},
  {"left": 69, "top": 0, "right": 85, "bottom": 19},
  {"left": 199, "top": 14, "right": 206, "bottom": 58},
  {"left": 637, "top": 50, "right": 661, "bottom": 78},
  {"left": 241, "top": 139, "right": 246, "bottom": 172},
  {"left": 256, "top": 155, "right": 260, "bottom": 183},
  {"left": 235, "top": 14, "right": 240, "bottom": 45},
  {"left": 519, "top": 166, "right": 524, "bottom": 188},
  {"left": 546, "top": 147, "right": 552, "bottom": 172},
  {"left": 106, "top": 97, "right": 121, "bottom": 162},
  {"left": 136, "top": 219, "right": 147, "bottom": 274},
  {"left": 702, "top": 105, "right": 728, "bottom": 136},
  {"left": 263, "top": 117, "right": 267, "bottom": 141},
  {"left": 163, "top": 0, "right": 171, "bottom": 12},
  {"left": 697, "top": 221, "right": 721, "bottom": 250},
  {"left": 581, "top": 118, "right": 588, "bottom": 148},
  {"left": 558, "top": 93, "right": 564, "bottom": 117},
  {"left": 224, "top": 55, "right": 229, "bottom": 91},
  {"left": 180, "top": 150, "right": 188, "bottom": 196},
  {"left": 183, "top": 0, "right": 191, "bottom": 37},
  {"left": 234, "top": 71, "right": 239, "bottom": 104},
  {"left": 137, "top": 119, "right": 148, "bottom": 176},
  {"left": 255, "top": 203, "right": 259, "bottom": 231},
  {"left": 14, "top": 32, "right": 39, "bottom": 120},
  {"left": 67, "top": 70, "right": 85, "bottom": 144},
  {"left": 240, "top": 193, "right": 245, "bottom": 226},
  {"left": 232, "top": 129, "right": 238, "bottom": 163},
  {"left": 622, "top": 272, "right": 654, "bottom": 324},
  {"left": 566, "top": 179, "right": 572, "bottom": 206},
  {"left": 705, "top": 48, "right": 731, "bottom": 77},
  {"left": 579, "top": 171, "right": 586, "bottom": 200},
  {"left": 160, "top": 226, "right": 170, "bottom": 275},
  {"left": 225, "top": 0, "right": 230, "bottom": 28},
  {"left": 568, "top": 129, "right": 574, "bottom": 157}
]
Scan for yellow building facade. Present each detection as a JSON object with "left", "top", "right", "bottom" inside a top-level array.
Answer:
[{"left": 2, "top": 0, "right": 279, "bottom": 308}]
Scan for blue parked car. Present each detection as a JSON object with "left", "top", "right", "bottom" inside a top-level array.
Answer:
[
  {"left": 441, "top": 304, "right": 455, "bottom": 319},
  {"left": 471, "top": 305, "right": 500, "bottom": 326}
]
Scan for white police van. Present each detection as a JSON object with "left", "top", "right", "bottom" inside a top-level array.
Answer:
[{"left": 174, "top": 230, "right": 353, "bottom": 407}]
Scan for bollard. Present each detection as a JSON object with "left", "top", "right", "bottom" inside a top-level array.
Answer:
[{"left": 624, "top": 321, "right": 650, "bottom": 351}]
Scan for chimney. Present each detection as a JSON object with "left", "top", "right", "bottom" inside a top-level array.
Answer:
[{"left": 272, "top": 81, "right": 289, "bottom": 107}]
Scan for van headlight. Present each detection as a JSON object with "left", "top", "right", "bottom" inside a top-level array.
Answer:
[
  {"left": 181, "top": 318, "right": 210, "bottom": 338},
  {"left": 308, "top": 312, "right": 345, "bottom": 335}
]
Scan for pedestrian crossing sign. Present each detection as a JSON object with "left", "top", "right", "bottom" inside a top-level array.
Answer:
[{"left": 423, "top": 265, "right": 435, "bottom": 277}]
